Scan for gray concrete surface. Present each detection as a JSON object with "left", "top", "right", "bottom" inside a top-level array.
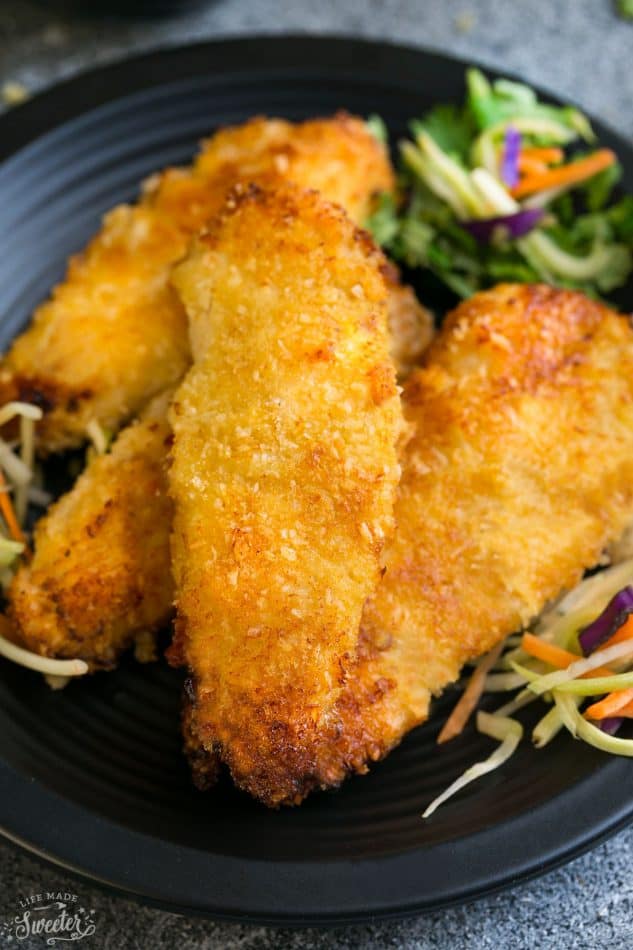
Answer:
[{"left": 0, "top": 1, "right": 632, "bottom": 947}]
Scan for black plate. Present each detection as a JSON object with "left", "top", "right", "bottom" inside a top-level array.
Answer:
[{"left": 0, "top": 36, "right": 632, "bottom": 926}]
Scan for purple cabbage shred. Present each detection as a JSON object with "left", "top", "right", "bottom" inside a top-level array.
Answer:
[
  {"left": 461, "top": 208, "right": 544, "bottom": 244},
  {"left": 578, "top": 586, "right": 633, "bottom": 655},
  {"left": 599, "top": 717, "right": 623, "bottom": 736},
  {"left": 500, "top": 126, "right": 521, "bottom": 188}
]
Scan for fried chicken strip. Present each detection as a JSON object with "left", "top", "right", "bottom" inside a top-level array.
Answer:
[
  {"left": 190, "top": 284, "right": 633, "bottom": 805},
  {"left": 2, "top": 117, "right": 431, "bottom": 673},
  {"left": 310, "top": 283, "right": 633, "bottom": 797},
  {"left": 3, "top": 266, "right": 428, "bottom": 673},
  {"left": 168, "top": 184, "right": 403, "bottom": 805},
  {"left": 7, "top": 389, "right": 174, "bottom": 670},
  {"left": 1, "top": 114, "right": 395, "bottom": 453}
]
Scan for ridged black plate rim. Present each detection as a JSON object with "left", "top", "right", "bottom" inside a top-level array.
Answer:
[{"left": 0, "top": 35, "right": 632, "bottom": 925}]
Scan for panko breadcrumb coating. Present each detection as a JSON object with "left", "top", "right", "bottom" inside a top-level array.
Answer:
[
  {"left": 0, "top": 114, "right": 395, "bottom": 453},
  {"left": 384, "top": 267, "right": 434, "bottom": 377},
  {"left": 311, "top": 283, "right": 633, "bottom": 798},
  {"left": 167, "top": 183, "right": 403, "bottom": 807},
  {"left": 0, "top": 115, "right": 431, "bottom": 681},
  {"left": 2, "top": 267, "right": 427, "bottom": 673},
  {"left": 189, "top": 284, "right": 633, "bottom": 805},
  {"left": 7, "top": 389, "right": 174, "bottom": 670}
]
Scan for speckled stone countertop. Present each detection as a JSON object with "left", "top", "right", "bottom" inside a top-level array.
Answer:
[{"left": 1, "top": 1, "right": 632, "bottom": 947}]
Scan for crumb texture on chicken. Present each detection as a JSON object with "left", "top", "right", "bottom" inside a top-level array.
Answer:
[
  {"left": 279, "top": 284, "right": 633, "bottom": 802},
  {"left": 1, "top": 114, "right": 394, "bottom": 453},
  {"left": 384, "top": 267, "right": 435, "bottom": 377},
  {"left": 168, "top": 183, "right": 402, "bottom": 807},
  {"left": 8, "top": 389, "right": 174, "bottom": 670}
]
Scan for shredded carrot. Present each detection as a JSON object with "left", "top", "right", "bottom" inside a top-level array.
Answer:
[
  {"left": 0, "top": 470, "right": 26, "bottom": 545},
  {"left": 584, "top": 687, "right": 633, "bottom": 721},
  {"left": 520, "top": 632, "right": 614, "bottom": 678},
  {"left": 519, "top": 146, "right": 564, "bottom": 164},
  {"left": 517, "top": 156, "right": 548, "bottom": 176},
  {"left": 437, "top": 642, "right": 504, "bottom": 745},
  {"left": 511, "top": 149, "right": 616, "bottom": 198},
  {"left": 614, "top": 699, "right": 633, "bottom": 718},
  {"left": 600, "top": 614, "right": 633, "bottom": 650},
  {"left": 580, "top": 618, "right": 633, "bottom": 722}
]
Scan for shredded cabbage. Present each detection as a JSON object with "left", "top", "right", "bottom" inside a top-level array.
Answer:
[
  {"left": 414, "top": 131, "right": 486, "bottom": 217},
  {"left": 554, "top": 692, "right": 633, "bottom": 755},
  {"left": 470, "top": 167, "right": 519, "bottom": 214},
  {"left": 0, "top": 439, "right": 32, "bottom": 486},
  {"left": 509, "top": 660, "right": 543, "bottom": 683},
  {"left": 426, "top": 556, "right": 633, "bottom": 817},
  {"left": 483, "top": 672, "right": 527, "bottom": 692},
  {"left": 0, "top": 398, "right": 91, "bottom": 687},
  {"left": 27, "top": 485, "right": 52, "bottom": 507},
  {"left": 531, "top": 561, "right": 633, "bottom": 652},
  {"left": 0, "top": 402, "right": 42, "bottom": 427},
  {"left": 423, "top": 712, "right": 523, "bottom": 819},
  {"left": 525, "top": 640, "right": 633, "bottom": 696},
  {"left": 532, "top": 700, "right": 581, "bottom": 748},
  {"left": 493, "top": 689, "right": 538, "bottom": 718},
  {"left": 0, "top": 538, "right": 24, "bottom": 567},
  {"left": 546, "top": 559, "right": 633, "bottom": 619},
  {"left": 554, "top": 672, "right": 633, "bottom": 695},
  {"left": 86, "top": 419, "right": 109, "bottom": 456},
  {"left": 0, "top": 635, "right": 88, "bottom": 677}
]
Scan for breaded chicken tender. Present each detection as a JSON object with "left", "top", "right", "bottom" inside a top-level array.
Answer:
[
  {"left": 168, "top": 183, "right": 403, "bottom": 807},
  {"left": 190, "top": 284, "right": 633, "bottom": 805},
  {"left": 311, "top": 283, "right": 633, "bottom": 797},
  {"left": 0, "top": 116, "right": 428, "bottom": 678},
  {"left": 3, "top": 269, "right": 426, "bottom": 674},
  {"left": 0, "top": 114, "right": 394, "bottom": 453},
  {"left": 7, "top": 389, "right": 174, "bottom": 669}
]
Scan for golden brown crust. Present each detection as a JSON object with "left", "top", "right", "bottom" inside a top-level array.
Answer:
[
  {"left": 182, "top": 695, "right": 221, "bottom": 791},
  {"left": 179, "top": 281, "right": 633, "bottom": 807},
  {"left": 1, "top": 115, "right": 413, "bottom": 683},
  {"left": 168, "top": 183, "right": 402, "bottom": 807},
  {"left": 7, "top": 390, "right": 175, "bottom": 670},
  {"left": 293, "top": 283, "right": 633, "bottom": 800},
  {"left": 383, "top": 265, "right": 435, "bottom": 377},
  {"left": 179, "top": 285, "right": 633, "bottom": 806},
  {"left": 2, "top": 115, "right": 394, "bottom": 454}
]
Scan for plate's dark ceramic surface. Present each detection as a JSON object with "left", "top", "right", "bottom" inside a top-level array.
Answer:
[{"left": 0, "top": 36, "right": 632, "bottom": 925}]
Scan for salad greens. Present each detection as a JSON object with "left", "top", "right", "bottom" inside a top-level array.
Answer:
[
  {"left": 616, "top": 0, "right": 633, "bottom": 20},
  {"left": 367, "top": 69, "right": 633, "bottom": 299}
]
